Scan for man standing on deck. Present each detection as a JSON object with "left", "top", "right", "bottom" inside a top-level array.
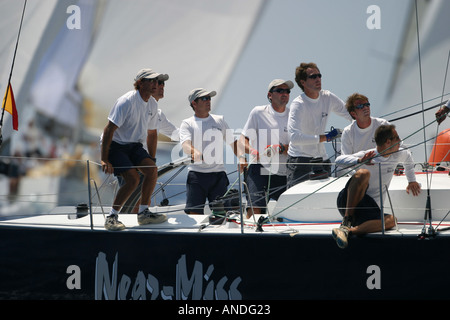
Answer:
[
  {"left": 180, "top": 88, "right": 238, "bottom": 215},
  {"left": 101, "top": 68, "right": 169, "bottom": 231},
  {"left": 153, "top": 76, "right": 179, "bottom": 141},
  {"left": 237, "top": 79, "right": 293, "bottom": 218},
  {"left": 286, "top": 62, "right": 352, "bottom": 188},
  {"left": 333, "top": 124, "right": 421, "bottom": 249},
  {"left": 117, "top": 75, "right": 179, "bottom": 214}
]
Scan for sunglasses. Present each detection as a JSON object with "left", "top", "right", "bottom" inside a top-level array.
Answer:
[
  {"left": 141, "top": 78, "right": 165, "bottom": 85},
  {"left": 197, "top": 96, "right": 211, "bottom": 101},
  {"left": 271, "top": 88, "right": 291, "bottom": 94},
  {"left": 141, "top": 78, "right": 157, "bottom": 82},
  {"left": 355, "top": 102, "right": 370, "bottom": 109},
  {"left": 307, "top": 73, "right": 322, "bottom": 79}
]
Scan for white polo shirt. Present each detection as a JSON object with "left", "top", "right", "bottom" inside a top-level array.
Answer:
[
  {"left": 157, "top": 109, "right": 179, "bottom": 141},
  {"left": 180, "top": 114, "right": 232, "bottom": 173},
  {"left": 108, "top": 90, "right": 158, "bottom": 144},
  {"left": 242, "top": 104, "right": 289, "bottom": 175}
]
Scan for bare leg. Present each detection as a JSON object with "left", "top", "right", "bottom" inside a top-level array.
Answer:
[
  {"left": 333, "top": 169, "right": 371, "bottom": 249},
  {"left": 135, "top": 158, "right": 167, "bottom": 225},
  {"left": 350, "top": 215, "right": 396, "bottom": 235},
  {"left": 343, "top": 168, "right": 371, "bottom": 223},
  {"left": 246, "top": 207, "right": 261, "bottom": 219},
  {"left": 112, "top": 169, "right": 140, "bottom": 212},
  {"left": 138, "top": 157, "right": 158, "bottom": 208}
]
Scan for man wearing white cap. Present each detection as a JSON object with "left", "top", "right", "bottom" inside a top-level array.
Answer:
[
  {"left": 101, "top": 68, "right": 169, "bottom": 230},
  {"left": 180, "top": 88, "right": 237, "bottom": 214},
  {"left": 237, "top": 79, "right": 293, "bottom": 218}
]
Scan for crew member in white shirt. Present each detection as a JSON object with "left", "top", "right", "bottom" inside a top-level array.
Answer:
[
  {"left": 153, "top": 77, "right": 179, "bottom": 141},
  {"left": 157, "top": 109, "right": 179, "bottom": 141},
  {"left": 333, "top": 124, "right": 421, "bottom": 249},
  {"left": 341, "top": 93, "right": 390, "bottom": 155},
  {"left": 287, "top": 62, "right": 352, "bottom": 188},
  {"left": 180, "top": 88, "right": 238, "bottom": 214},
  {"left": 101, "top": 68, "right": 169, "bottom": 231},
  {"left": 118, "top": 77, "right": 180, "bottom": 214},
  {"left": 238, "top": 79, "right": 293, "bottom": 218}
]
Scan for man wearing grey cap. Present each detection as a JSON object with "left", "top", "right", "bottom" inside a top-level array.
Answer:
[
  {"left": 101, "top": 68, "right": 169, "bottom": 230},
  {"left": 237, "top": 79, "right": 293, "bottom": 218},
  {"left": 179, "top": 88, "right": 238, "bottom": 214}
]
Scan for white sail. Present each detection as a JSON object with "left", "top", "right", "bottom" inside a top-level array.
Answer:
[
  {"left": 214, "top": 0, "right": 413, "bottom": 132},
  {"left": 1, "top": 0, "right": 447, "bottom": 162},
  {"left": 77, "top": 0, "right": 264, "bottom": 130},
  {"left": 0, "top": 0, "right": 58, "bottom": 142},
  {"left": 29, "top": 0, "right": 102, "bottom": 128}
]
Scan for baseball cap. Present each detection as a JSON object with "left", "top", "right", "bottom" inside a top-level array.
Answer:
[
  {"left": 268, "top": 79, "right": 294, "bottom": 91},
  {"left": 188, "top": 88, "right": 217, "bottom": 104},
  {"left": 134, "top": 68, "right": 169, "bottom": 82}
]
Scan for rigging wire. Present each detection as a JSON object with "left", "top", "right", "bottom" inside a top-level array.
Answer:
[
  {"left": 381, "top": 93, "right": 449, "bottom": 120},
  {"left": 413, "top": 0, "right": 434, "bottom": 238},
  {"left": 429, "top": 51, "right": 450, "bottom": 184}
]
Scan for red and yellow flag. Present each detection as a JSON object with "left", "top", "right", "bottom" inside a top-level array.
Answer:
[{"left": 2, "top": 83, "right": 18, "bottom": 130}]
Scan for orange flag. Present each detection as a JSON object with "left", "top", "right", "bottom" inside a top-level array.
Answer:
[{"left": 2, "top": 83, "right": 18, "bottom": 130}]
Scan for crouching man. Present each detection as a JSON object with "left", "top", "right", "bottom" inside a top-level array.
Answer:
[{"left": 333, "top": 125, "right": 421, "bottom": 248}]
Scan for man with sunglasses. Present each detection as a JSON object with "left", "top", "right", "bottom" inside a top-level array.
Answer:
[
  {"left": 287, "top": 62, "right": 352, "bottom": 188},
  {"left": 238, "top": 79, "right": 293, "bottom": 218},
  {"left": 101, "top": 68, "right": 169, "bottom": 230},
  {"left": 333, "top": 124, "right": 421, "bottom": 249},
  {"left": 340, "top": 93, "right": 390, "bottom": 158},
  {"left": 117, "top": 77, "right": 179, "bottom": 214},
  {"left": 180, "top": 88, "right": 238, "bottom": 214},
  {"left": 153, "top": 79, "right": 179, "bottom": 141}
]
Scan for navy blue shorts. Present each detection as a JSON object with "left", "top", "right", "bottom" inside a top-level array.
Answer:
[
  {"left": 336, "top": 177, "right": 386, "bottom": 226},
  {"left": 185, "top": 171, "right": 229, "bottom": 214},
  {"left": 286, "top": 156, "right": 331, "bottom": 188},
  {"left": 108, "top": 141, "right": 152, "bottom": 176},
  {"left": 245, "top": 164, "right": 286, "bottom": 209}
]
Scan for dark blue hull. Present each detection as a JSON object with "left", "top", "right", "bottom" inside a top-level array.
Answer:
[{"left": 0, "top": 225, "right": 449, "bottom": 300}]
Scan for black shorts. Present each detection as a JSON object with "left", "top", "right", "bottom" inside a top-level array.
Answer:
[
  {"left": 185, "top": 171, "right": 229, "bottom": 214},
  {"left": 336, "top": 177, "right": 386, "bottom": 226},
  {"left": 108, "top": 141, "right": 152, "bottom": 176},
  {"left": 286, "top": 156, "right": 331, "bottom": 188},
  {"left": 245, "top": 164, "right": 286, "bottom": 209}
]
